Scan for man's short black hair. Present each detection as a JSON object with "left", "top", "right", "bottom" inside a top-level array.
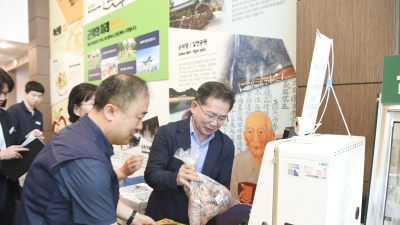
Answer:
[
  {"left": 94, "top": 74, "right": 149, "bottom": 113},
  {"left": 0, "top": 68, "right": 15, "bottom": 92},
  {"left": 68, "top": 83, "right": 97, "bottom": 123},
  {"left": 25, "top": 81, "right": 45, "bottom": 94},
  {"left": 195, "top": 81, "right": 236, "bottom": 111}
]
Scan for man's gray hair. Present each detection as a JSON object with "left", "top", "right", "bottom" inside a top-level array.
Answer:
[{"left": 94, "top": 74, "right": 149, "bottom": 113}]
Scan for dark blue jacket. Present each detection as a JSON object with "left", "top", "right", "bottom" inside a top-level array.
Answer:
[
  {"left": 16, "top": 115, "right": 119, "bottom": 225},
  {"left": 0, "top": 109, "right": 25, "bottom": 215},
  {"left": 7, "top": 101, "right": 43, "bottom": 138},
  {"left": 144, "top": 118, "right": 235, "bottom": 224}
]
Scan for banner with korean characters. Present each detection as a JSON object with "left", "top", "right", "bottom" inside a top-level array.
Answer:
[
  {"left": 169, "top": 0, "right": 296, "bottom": 69},
  {"left": 84, "top": 0, "right": 137, "bottom": 25},
  {"left": 84, "top": 0, "right": 169, "bottom": 84}
]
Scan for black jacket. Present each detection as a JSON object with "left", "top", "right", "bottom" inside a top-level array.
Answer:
[
  {"left": 144, "top": 117, "right": 235, "bottom": 224},
  {"left": 0, "top": 108, "right": 25, "bottom": 212}
]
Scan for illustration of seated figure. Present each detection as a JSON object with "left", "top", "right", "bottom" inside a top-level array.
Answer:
[
  {"left": 143, "top": 123, "right": 152, "bottom": 142},
  {"left": 230, "top": 111, "right": 275, "bottom": 205}
]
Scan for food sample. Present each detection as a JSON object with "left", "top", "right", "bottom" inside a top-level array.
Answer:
[{"left": 184, "top": 173, "right": 235, "bottom": 225}]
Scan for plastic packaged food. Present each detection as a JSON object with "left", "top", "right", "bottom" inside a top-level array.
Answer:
[{"left": 174, "top": 145, "right": 236, "bottom": 225}]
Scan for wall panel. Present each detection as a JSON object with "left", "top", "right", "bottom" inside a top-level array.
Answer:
[{"left": 297, "top": 0, "right": 395, "bottom": 87}]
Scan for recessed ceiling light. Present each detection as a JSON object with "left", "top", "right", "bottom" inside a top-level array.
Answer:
[{"left": 0, "top": 43, "right": 11, "bottom": 48}]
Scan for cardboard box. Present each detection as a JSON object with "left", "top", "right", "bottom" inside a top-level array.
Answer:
[
  {"left": 157, "top": 218, "right": 186, "bottom": 225},
  {"left": 120, "top": 183, "right": 153, "bottom": 215}
]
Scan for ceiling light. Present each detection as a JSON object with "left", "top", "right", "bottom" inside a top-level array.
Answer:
[{"left": 0, "top": 43, "right": 11, "bottom": 48}]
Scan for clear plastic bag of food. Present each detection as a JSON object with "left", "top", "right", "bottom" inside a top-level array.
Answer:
[{"left": 174, "top": 145, "right": 236, "bottom": 225}]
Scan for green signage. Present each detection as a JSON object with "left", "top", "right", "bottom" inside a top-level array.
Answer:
[
  {"left": 84, "top": 0, "right": 168, "bottom": 84},
  {"left": 382, "top": 55, "right": 400, "bottom": 103}
]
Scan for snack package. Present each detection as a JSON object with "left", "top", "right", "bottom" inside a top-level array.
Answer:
[{"left": 174, "top": 145, "right": 236, "bottom": 225}]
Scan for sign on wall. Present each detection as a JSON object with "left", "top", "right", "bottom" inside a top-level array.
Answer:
[
  {"left": 382, "top": 55, "right": 400, "bottom": 103},
  {"left": 84, "top": 0, "right": 169, "bottom": 84}
]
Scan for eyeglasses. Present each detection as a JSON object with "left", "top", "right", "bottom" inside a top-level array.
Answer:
[
  {"left": 81, "top": 103, "right": 94, "bottom": 106},
  {"left": 196, "top": 101, "right": 229, "bottom": 123}
]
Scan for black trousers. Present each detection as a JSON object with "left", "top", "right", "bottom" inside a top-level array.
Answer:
[{"left": 0, "top": 182, "right": 16, "bottom": 225}]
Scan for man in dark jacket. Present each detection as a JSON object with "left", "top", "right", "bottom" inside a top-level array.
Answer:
[
  {"left": 144, "top": 82, "right": 236, "bottom": 224},
  {"left": 0, "top": 68, "right": 43, "bottom": 224},
  {"left": 17, "top": 74, "right": 156, "bottom": 225}
]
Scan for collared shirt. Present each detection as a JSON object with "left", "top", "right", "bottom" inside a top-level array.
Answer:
[
  {"left": 0, "top": 123, "right": 6, "bottom": 151},
  {"left": 52, "top": 115, "right": 116, "bottom": 224},
  {"left": 189, "top": 116, "right": 215, "bottom": 173},
  {"left": 7, "top": 101, "right": 43, "bottom": 138}
]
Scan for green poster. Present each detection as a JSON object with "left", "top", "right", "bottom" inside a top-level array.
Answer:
[
  {"left": 382, "top": 55, "right": 400, "bottom": 103},
  {"left": 84, "top": 0, "right": 168, "bottom": 84}
]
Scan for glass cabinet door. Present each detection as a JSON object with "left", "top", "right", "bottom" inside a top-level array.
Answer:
[
  {"left": 384, "top": 122, "right": 400, "bottom": 225},
  {"left": 366, "top": 95, "right": 400, "bottom": 225}
]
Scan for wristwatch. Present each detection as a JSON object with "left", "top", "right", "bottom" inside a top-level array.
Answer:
[{"left": 126, "top": 210, "right": 137, "bottom": 225}]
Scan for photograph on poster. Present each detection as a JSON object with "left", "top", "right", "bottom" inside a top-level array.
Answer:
[
  {"left": 112, "top": 115, "right": 161, "bottom": 178},
  {"left": 170, "top": 0, "right": 220, "bottom": 30},
  {"left": 170, "top": 0, "right": 291, "bottom": 33},
  {"left": 118, "top": 38, "right": 137, "bottom": 63},
  {"left": 87, "top": 49, "right": 101, "bottom": 70},
  {"left": 169, "top": 29, "right": 295, "bottom": 122},
  {"left": 136, "top": 46, "right": 160, "bottom": 74},
  {"left": 138, "top": 116, "right": 160, "bottom": 143},
  {"left": 101, "top": 56, "right": 118, "bottom": 79}
]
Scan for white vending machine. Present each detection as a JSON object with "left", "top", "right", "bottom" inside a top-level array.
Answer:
[{"left": 249, "top": 135, "right": 365, "bottom": 225}]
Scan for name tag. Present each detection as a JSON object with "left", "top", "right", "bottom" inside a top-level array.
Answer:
[
  {"left": 9, "top": 127, "right": 14, "bottom": 134},
  {"left": 36, "top": 121, "right": 41, "bottom": 125}
]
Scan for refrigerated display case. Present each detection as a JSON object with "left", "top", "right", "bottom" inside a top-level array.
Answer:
[{"left": 366, "top": 94, "right": 400, "bottom": 225}]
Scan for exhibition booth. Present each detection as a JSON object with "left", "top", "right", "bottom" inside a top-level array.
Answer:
[{"left": 0, "top": 0, "right": 399, "bottom": 224}]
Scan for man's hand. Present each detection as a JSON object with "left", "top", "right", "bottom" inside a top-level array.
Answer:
[
  {"left": 0, "top": 145, "right": 29, "bottom": 160},
  {"left": 176, "top": 164, "right": 199, "bottom": 189},
  {"left": 26, "top": 129, "right": 44, "bottom": 140},
  {"left": 116, "top": 154, "right": 144, "bottom": 181},
  {"left": 132, "top": 213, "right": 157, "bottom": 225},
  {"left": 239, "top": 183, "right": 253, "bottom": 204}
]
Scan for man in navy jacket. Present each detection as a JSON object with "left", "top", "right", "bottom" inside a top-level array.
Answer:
[
  {"left": 145, "top": 82, "right": 236, "bottom": 224},
  {"left": 0, "top": 68, "right": 43, "bottom": 224}
]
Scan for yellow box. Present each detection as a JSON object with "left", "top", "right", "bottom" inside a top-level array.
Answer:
[{"left": 156, "top": 218, "right": 186, "bottom": 225}]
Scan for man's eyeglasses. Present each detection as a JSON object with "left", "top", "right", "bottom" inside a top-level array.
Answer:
[{"left": 196, "top": 101, "right": 229, "bottom": 123}]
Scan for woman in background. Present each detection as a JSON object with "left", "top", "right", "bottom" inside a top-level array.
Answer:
[
  {"left": 67, "top": 83, "right": 144, "bottom": 182},
  {"left": 68, "top": 83, "right": 97, "bottom": 123}
]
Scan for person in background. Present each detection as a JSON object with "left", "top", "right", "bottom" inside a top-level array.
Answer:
[
  {"left": 68, "top": 83, "right": 97, "bottom": 123},
  {"left": 144, "top": 81, "right": 236, "bottom": 224},
  {"left": 17, "top": 74, "right": 157, "bottom": 225},
  {"left": 0, "top": 99, "right": 8, "bottom": 110},
  {"left": 7, "top": 81, "right": 45, "bottom": 139},
  {"left": 0, "top": 68, "right": 44, "bottom": 224},
  {"left": 67, "top": 82, "right": 144, "bottom": 183}
]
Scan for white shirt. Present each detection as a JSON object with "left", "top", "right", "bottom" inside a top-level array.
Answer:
[{"left": 0, "top": 123, "right": 7, "bottom": 151}]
